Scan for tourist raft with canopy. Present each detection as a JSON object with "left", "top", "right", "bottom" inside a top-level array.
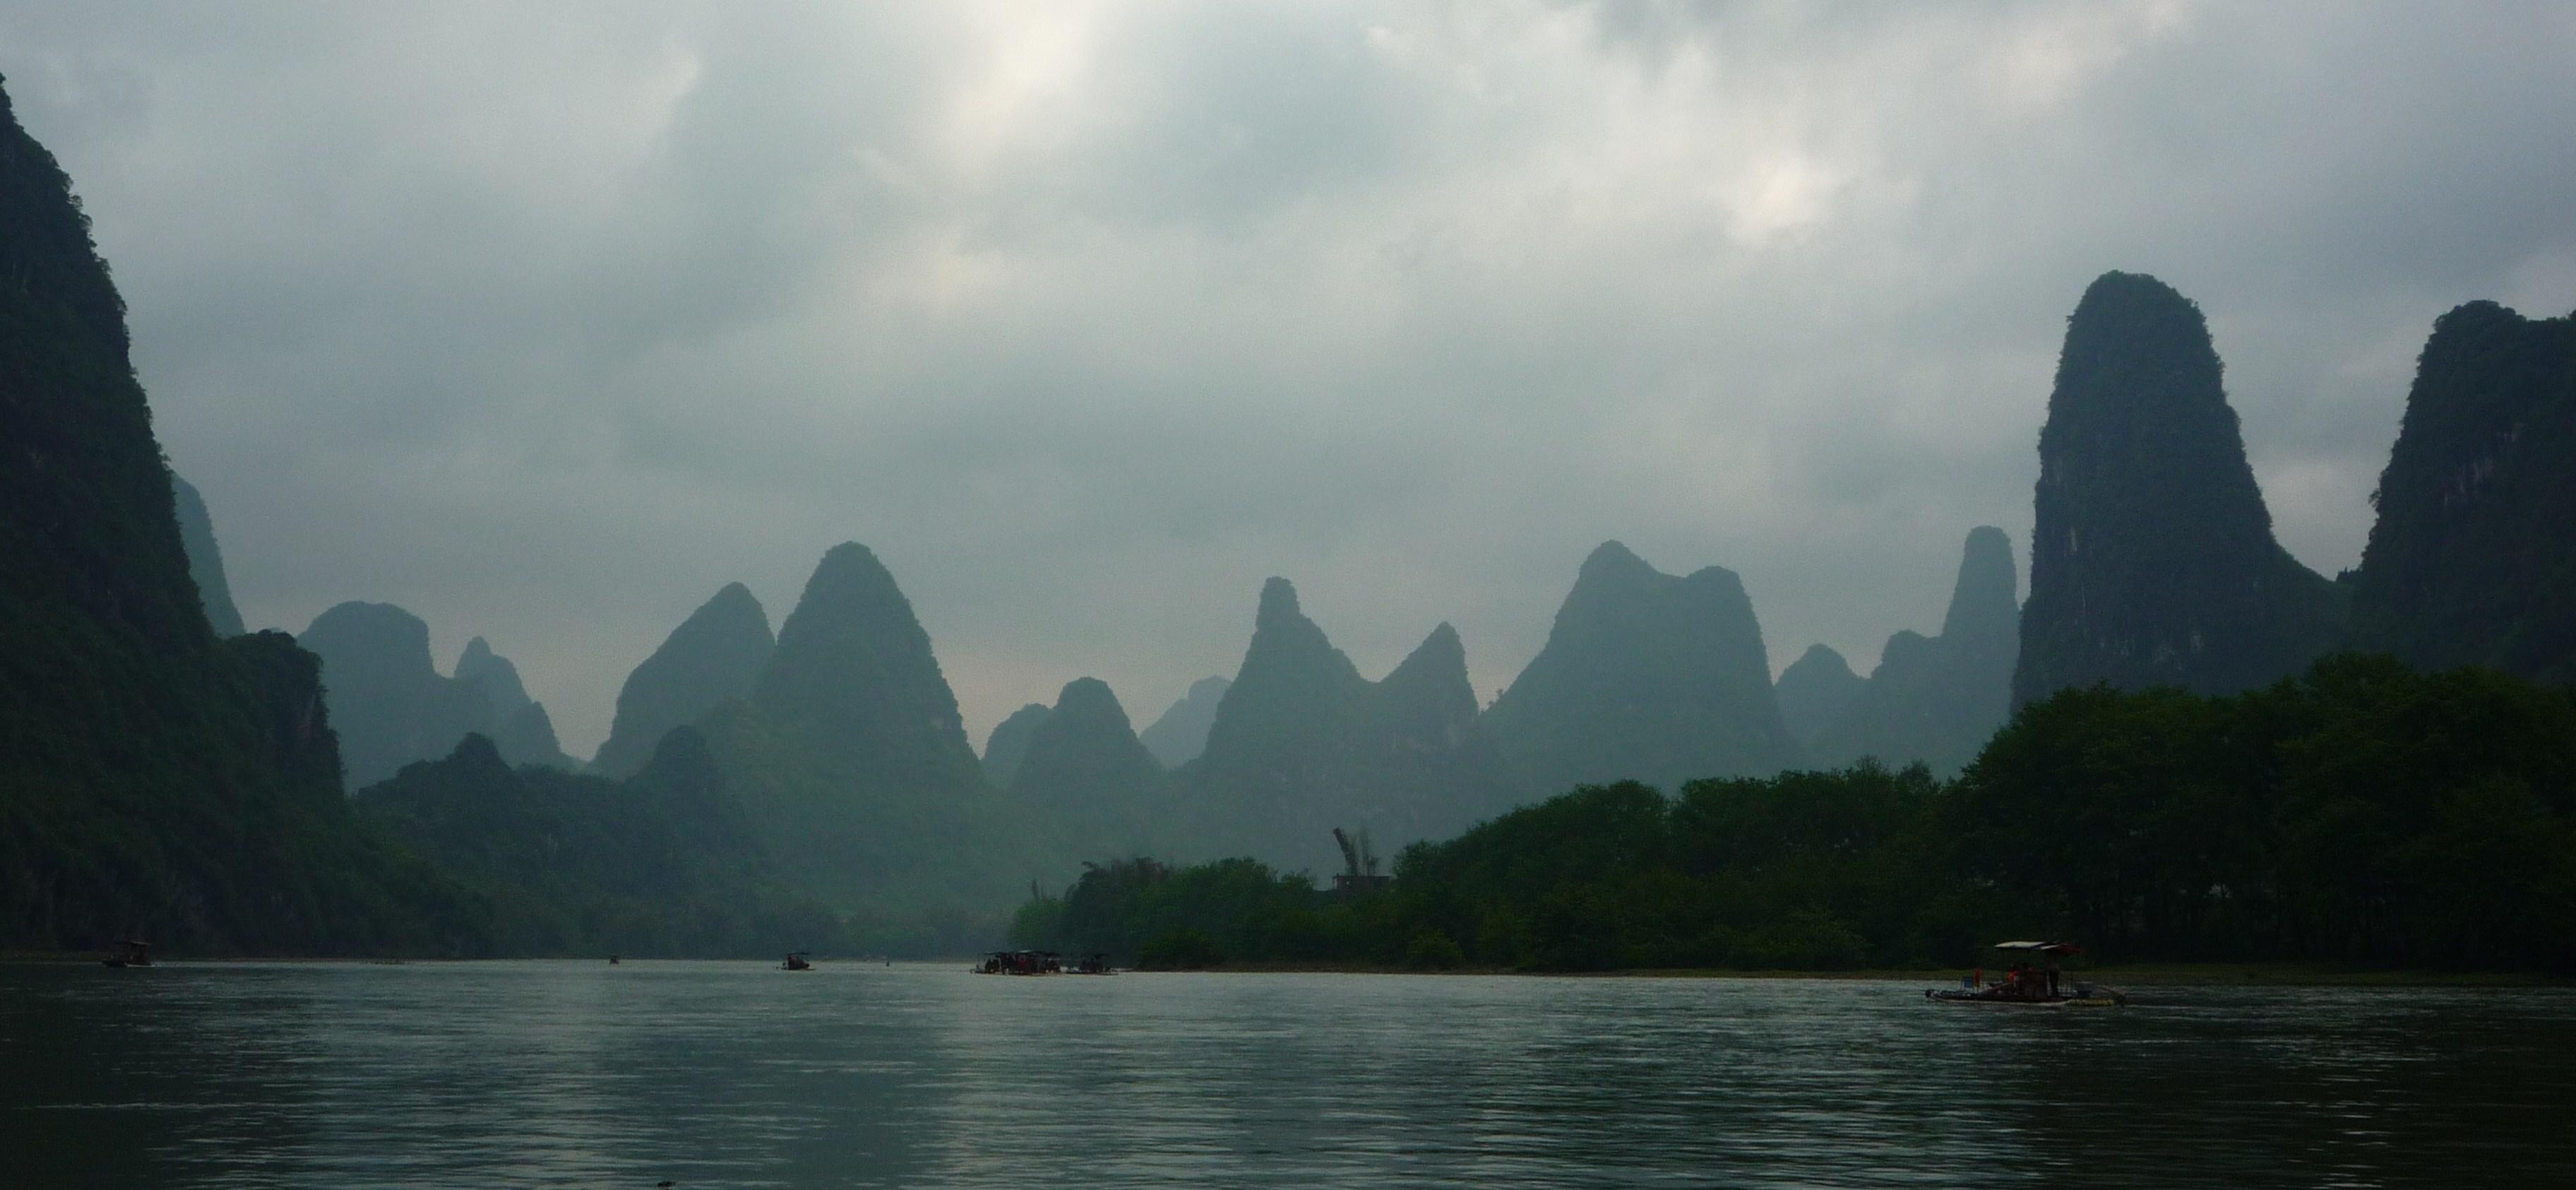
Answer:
[{"left": 1925, "top": 941, "right": 2127, "bottom": 1006}]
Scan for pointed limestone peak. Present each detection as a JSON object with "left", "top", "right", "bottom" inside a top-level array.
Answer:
[
  {"left": 1574, "top": 540, "right": 1654, "bottom": 588},
  {"left": 2351, "top": 299, "right": 2576, "bottom": 679},
  {"left": 1256, "top": 576, "right": 1307, "bottom": 627},
  {"left": 171, "top": 474, "right": 246, "bottom": 637},
  {"left": 1013, "top": 677, "right": 1162, "bottom": 808},
  {"left": 1233, "top": 576, "right": 1364, "bottom": 690},
  {"left": 1049, "top": 677, "right": 1134, "bottom": 731},
  {"left": 453, "top": 636, "right": 533, "bottom": 720},
  {"left": 494, "top": 701, "right": 571, "bottom": 771},
  {"left": 1876, "top": 629, "right": 1937, "bottom": 674},
  {"left": 1140, "top": 675, "right": 1231, "bottom": 767},
  {"left": 1938, "top": 526, "right": 2020, "bottom": 647},
  {"left": 2017, "top": 272, "right": 2332, "bottom": 703},
  {"left": 1198, "top": 576, "right": 1369, "bottom": 781},
  {"left": 753, "top": 542, "right": 980, "bottom": 789},
  {"left": 439, "top": 732, "right": 510, "bottom": 780},
  {"left": 1378, "top": 622, "right": 1472, "bottom": 709},
  {"left": 1486, "top": 542, "right": 1797, "bottom": 793},
  {"left": 591, "top": 581, "right": 777, "bottom": 778},
  {"left": 982, "top": 702, "right": 1053, "bottom": 786},
  {"left": 1774, "top": 643, "right": 1864, "bottom": 745},
  {"left": 1368, "top": 621, "right": 1481, "bottom": 752},
  {"left": 775, "top": 543, "right": 911, "bottom": 643}
]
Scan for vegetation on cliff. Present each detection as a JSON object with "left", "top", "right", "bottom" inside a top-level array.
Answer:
[
  {"left": 2349, "top": 300, "right": 2576, "bottom": 682},
  {"left": 2015, "top": 272, "right": 2336, "bottom": 705}
]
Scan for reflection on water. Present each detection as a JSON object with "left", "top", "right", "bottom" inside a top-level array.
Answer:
[{"left": 5, "top": 962, "right": 2571, "bottom": 1188}]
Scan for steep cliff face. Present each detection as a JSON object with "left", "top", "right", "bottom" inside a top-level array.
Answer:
[
  {"left": 2349, "top": 301, "right": 2576, "bottom": 682},
  {"left": 1774, "top": 645, "right": 1864, "bottom": 747},
  {"left": 1482, "top": 542, "right": 1800, "bottom": 795},
  {"left": 2013, "top": 272, "right": 2336, "bottom": 704},
  {"left": 1814, "top": 527, "right": 2022, "bottom": 775},
  {"left": 0, "top": 76, "right": 481, "bottom": 953},
  {"left": 171, "top": 475, "right": 246, "bottom": 637},
  {"left": 1138, "top": 676, "right": 1229, "bottom": 768},
  {"left": 1182, "top": 581, "right": 1496, "bottom": 870},
  {"left": 299, "top": 602, "right": 491, "bottom": 790},
  {"left": 591, "top": 582, "right": 774, "bottom": 778}
]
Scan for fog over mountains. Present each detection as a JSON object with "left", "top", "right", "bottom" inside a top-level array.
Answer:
[
  {"left": 7, "top": 6, "right": 2570, "bottom": 759},
  {"left": 8, "top": 8, "right": 2576, "bottom": 956}
]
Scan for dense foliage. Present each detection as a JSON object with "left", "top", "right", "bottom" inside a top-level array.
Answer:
[{"left": 1015, "top": 657, "right": 2576, "bottom": 974}]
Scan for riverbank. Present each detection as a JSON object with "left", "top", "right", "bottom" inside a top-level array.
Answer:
[{"left": 1148, "top": 960, "right": 2571, "bottom": 986}]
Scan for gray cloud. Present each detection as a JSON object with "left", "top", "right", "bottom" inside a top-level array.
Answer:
[{"left": 5, "top": 1, "right": 2572, "bottom": 754}]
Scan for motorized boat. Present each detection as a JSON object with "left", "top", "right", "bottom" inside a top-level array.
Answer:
[
  {"left": 101, "top": 940, "right": 152, "bottom": 968},
  {"left": 1925, "top": 941, "right": 2126, "bottom": 1006},
  {"left": 780, "top": 951, "right": 813, "bottom": 971}
]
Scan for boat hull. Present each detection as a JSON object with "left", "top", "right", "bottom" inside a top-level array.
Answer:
[{"left": 1925, "top": 988, "right": 2124, "bottom": 1007}]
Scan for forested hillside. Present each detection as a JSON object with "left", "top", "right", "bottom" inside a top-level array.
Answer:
[
  {"left": 0, "top": 76, "right": 486, "bottom": 955},
  {"left": 1015, "top": 657, "right": 2576, "bottom": 974}
]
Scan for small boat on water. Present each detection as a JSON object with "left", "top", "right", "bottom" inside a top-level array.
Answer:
[
  {"left": 1067, "top": 953, "right": 1114, "bottom": 975},
  {"left": 781, "top": 951, "right": 813, "bottom": 971},
  {"left": 1925, "top": 941, "right": 2126, "bottom": 1007},
  {"left": 974, "top": 950, "right": 1063, "bottom": 975},
  {"left": 101, "top": 940, "right": 152, "bottom": 968}
]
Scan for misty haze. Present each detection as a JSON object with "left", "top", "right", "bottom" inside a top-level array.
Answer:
[{"left": 4, "top": 4, "right": 2573, "bottom": 1187}]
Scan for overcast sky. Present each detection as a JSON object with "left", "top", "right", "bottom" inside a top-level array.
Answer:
[{"left": 6, "top": 1, "right": 2573, "bottom": 756}]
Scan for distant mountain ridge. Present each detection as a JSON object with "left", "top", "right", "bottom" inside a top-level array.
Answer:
[
  {"left": 1139, "top": 676, "right": 1229, "bottom": 768},
  {"left": 1010, "top": 677, "right": 1166, "bottom": 853},
  {"left": 591, "top": 582, "right": 774, "bottom": 778},
  {"left": 1180, "top": 578, "right": 1496, "bottom": 871},
  {"left": 1773, "top": 645, "right": 1862, "bottom": 748},
  {"left": 1811, "top": 527, "right": 2020, "bottom": 776},
  {"left": 171, "top": 475, "right": 246, "bottom": 637},
  {"left": 299, "top": 605, "right": 575, "bottom": 786},
  {"left": 697, "top": 543, "right": 1034, "bottom": 915},
  {"left": 1482, "top": 542, "right": 1799, "bottom": 795}
]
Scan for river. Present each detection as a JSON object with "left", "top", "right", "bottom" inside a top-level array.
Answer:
[{"left": 6, "top": 960, "right": 2570, "bottom": 1187}]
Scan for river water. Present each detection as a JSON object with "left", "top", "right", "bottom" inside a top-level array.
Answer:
[{"left": 5, "top": 960, "right": 2570, "bottom": 1187}]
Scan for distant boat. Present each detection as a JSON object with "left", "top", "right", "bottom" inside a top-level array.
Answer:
[
  {"left": 974, "top": 950, "right": 1063, "bottom": 975},
  {"left": 101, "top": 940, "right": 152, "bottom": 968},
  {"left": 1925, "top": 941, "right": 2126, "bottom": 1006},
  {"left": 781, "top": 951, "right": 813, "bottom": 971}
]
